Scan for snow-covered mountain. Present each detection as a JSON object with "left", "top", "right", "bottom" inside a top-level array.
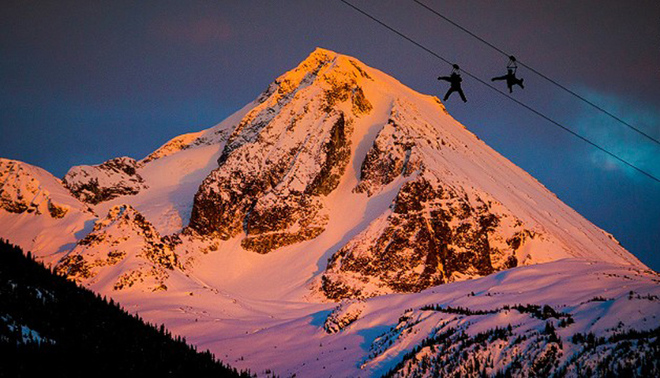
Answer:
[{"left": 1, "top": 48, "right": 656, "bottom": 376}]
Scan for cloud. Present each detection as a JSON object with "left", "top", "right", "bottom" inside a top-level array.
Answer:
[
  {"left": 571, "top": 88, "right": 660, "bottom": 180},
  {"left": 149, "top": 15, "right": 232, "bottom": 45}
]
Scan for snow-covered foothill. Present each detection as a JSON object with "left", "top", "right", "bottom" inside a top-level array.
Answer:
[{"left": 55, "top": 204, "right": 179, "bottom": 292}]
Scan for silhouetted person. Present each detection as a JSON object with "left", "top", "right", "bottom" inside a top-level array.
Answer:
[
  {"left": 491, "top": 68, "right": 524, "bottom": 93},
  {"left": 438, "top": 72, "right": 467, "bottom": 102}
]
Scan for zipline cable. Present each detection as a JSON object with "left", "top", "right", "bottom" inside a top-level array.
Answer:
[
  {"left": 339, "top": 0, "right": 660, "bottom": 184},
  {"left": 412, "top": 0, "right": 660, "bottom": 147}
]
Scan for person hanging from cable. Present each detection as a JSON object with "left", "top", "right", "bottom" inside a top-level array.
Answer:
[
  {"left": 491, "top": 56, "right": 524, "bottom": 93},
  {"left": 438, "top": 64, "right": 467, "bottom": 102}
]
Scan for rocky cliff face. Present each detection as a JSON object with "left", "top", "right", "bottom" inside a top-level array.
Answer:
[
  {"left": 55, "top": 204, "right": 178, "bottom": 291},
  {"left": 188, "top": 48, "right": 371, "bottom": 254},
  {"left": 322, "top": 176, "right": 528, "bottom": 299},
  {"left": 318, "top": 100, "right": 533, "bottom": 299},
  {"left": 63, "top": 157, "right": 148, "bottom": 205}
]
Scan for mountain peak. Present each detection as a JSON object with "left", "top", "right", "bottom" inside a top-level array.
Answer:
[
  {"left": 254, "top": 47, "right": 375, "bottom": 110},
  {"left": 304, "top": 46, "right": 339, "bottom": 65},
  {"left": 293, "top": 47, "right": 367, "bottom": 77},
  {"left": 309, "top": 46, "right": 337, "bottom": 57}
]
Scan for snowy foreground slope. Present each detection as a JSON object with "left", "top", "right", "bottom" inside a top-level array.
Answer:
[
  {"left": 110, "top": 259, "right": 659, "bottom": 377},
  {"left": 1, "top": 48, "right": 658, "bottom": 376}
]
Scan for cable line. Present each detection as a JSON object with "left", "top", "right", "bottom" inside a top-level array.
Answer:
[
  {"left": 339, "top": 0, "right": 660, "bottom": 184},
  {"left": 412, "top": 0, "right": 660, "bottom": 146}
]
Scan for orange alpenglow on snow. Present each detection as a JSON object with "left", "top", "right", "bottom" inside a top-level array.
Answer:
[{"left": 1, "top": 48, "right": 656, "bottom": 377}]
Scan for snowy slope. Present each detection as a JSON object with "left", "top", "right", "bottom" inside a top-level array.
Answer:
[
  {"left": 107, "top": 258, "right": 659, "bottom": 377},
  {"left": 87, "top": 103, "right": 252, "bottom": 236}
]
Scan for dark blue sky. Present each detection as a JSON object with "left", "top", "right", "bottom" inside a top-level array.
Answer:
[{"left": 1, "top": 1, "right": 658, "bottom": 270}]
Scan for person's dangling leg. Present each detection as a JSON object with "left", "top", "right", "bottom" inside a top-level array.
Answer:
[
  {"left": 443, "top": 88, "right": 454, "bottom": 101},
  {"left": 458, "top": 89, "right": 467, "bottom": 102}
]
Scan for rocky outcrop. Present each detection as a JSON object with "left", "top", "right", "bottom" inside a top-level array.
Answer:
[
  {"left": 0, "top": 159, "right": 72, "bottom": 218},
  {"left": 63, "top": 157, "right": 148, "bottom": 205},
  {"left": 322, "top": 176, "right": 529, "bottom": 300},
  {"left": 354, "top": 106, "right": 423, "bottom": 196},
  {"left": 317, "top": 96, "right": 548, "bottom": 300},
  {"left": 190, "top": 112, "right": 351, "bottom": 254},
  {"left": 55, "top": 205, "right": 179, "bottom": 291},
  {"left": 241, "top": 191, "right": 328, "bottom": 254},
  {"left": 306, "top": 113, "right": 352, "bottom": 196},
  {"left": 323, "top": 300, "right": 365, "bottom": 334},
  {"left": 188, "top": 48, "right": 372, "bottom": 254},
  {"left": 141, "top": 131, "right": 204, "bottom": 164},
  {"left": 141, "top": 127, "right": 233, "bottom": 164}
]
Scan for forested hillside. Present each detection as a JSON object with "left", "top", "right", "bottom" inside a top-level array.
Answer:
[{"left": 0, "top": 239, "right": 249, "bottom": 377}]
